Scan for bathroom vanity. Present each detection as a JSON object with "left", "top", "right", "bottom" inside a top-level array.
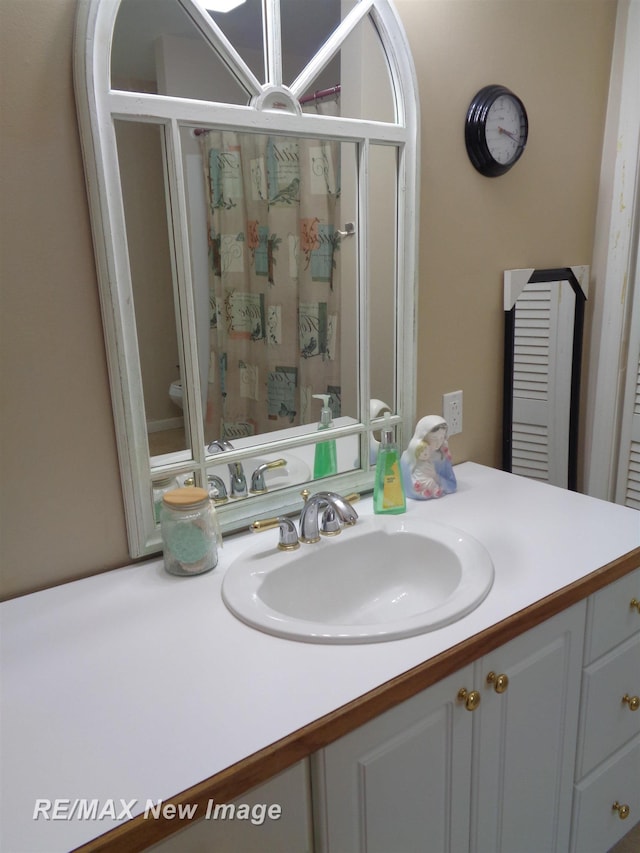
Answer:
[{"left": 1, "top": 464, "right": 638, "bottom": 852}]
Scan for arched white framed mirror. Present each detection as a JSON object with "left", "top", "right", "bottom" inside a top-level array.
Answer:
[{"left": 74, "top": 0, "right": 419, "bottom": 557}]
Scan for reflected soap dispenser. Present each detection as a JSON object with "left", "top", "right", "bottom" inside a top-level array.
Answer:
[
  {"left": 313, "top": 394, "right": 337, "bottom": 478},
  {"left": 374, "top": 412, "right": 406, "bottom": 514}
]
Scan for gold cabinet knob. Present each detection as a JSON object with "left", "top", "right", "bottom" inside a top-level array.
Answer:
[
  {"left": 486, "top": 671, "right": 509, "bottom": 694},
  {"left": 622, "top": 694, "right": 640, "bottom": 711},
  {"left": 612, "top": 801, "right": 630, "bottom": 820},
  {"left": 630, "top": 598, "right": 640, "bottom": 613},
  {"left": 457, "top": 687, "right": 481, "bottom": 711}
]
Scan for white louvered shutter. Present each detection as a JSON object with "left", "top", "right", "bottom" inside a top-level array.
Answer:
[
  {"left": 511, "top": 281, "right": 575, "bottom": 488},
  {"left": 616, "top": 344, "right": 640, "bottom": 509},
  {"left": 615, "top": 236, "right": 640, "bottom": 509}
]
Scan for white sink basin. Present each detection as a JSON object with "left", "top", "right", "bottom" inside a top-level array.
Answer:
[{"left": 222, "top": 516, "right": 494, "bottom": 643}]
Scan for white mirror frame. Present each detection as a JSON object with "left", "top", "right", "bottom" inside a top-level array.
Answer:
[{"left": 74, "top": 0, "right": 419, "bottom": 557}]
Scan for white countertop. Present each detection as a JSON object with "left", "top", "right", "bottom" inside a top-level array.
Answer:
[{"left": 1, "top": 464, "right": 638, "bottom": 852}]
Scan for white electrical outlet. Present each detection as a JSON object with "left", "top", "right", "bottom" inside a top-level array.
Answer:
[{"left": 443, "top": 390, "right": 463, "bottom": 435}]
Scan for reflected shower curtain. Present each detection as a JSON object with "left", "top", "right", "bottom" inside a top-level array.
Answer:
[{"left": 199, "top": 126, "right": 342, "bottom": 443}]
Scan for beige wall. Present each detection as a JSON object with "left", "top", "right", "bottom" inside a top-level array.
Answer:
[
  {"left": 1, "top": 0, "right": 129, "bottom": 597},
  {"left": 396, "top": 0, "right": 616, "bottom": 467},
  {"left": 0, "top": 0, "right": 616, "bottom": 599}
]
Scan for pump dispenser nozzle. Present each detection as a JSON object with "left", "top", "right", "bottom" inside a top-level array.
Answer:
[
  {"left": 380, "top": 410, "right": 394, "bottom": 446},
  {"left": 313, "top": 394, "right": 333, "bottom": 427}
]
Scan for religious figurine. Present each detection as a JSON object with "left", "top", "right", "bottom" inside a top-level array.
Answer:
[{"left": 400, "top": 415, "right": 457, "bottom": 500}]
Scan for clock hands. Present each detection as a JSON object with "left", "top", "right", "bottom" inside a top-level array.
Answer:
[{"left": 498, "top": 126, "right": 521, "bottom": 144}]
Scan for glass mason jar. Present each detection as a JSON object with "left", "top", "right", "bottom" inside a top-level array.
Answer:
[{"left": 160, "top": 487, "right": 219, "bottom": 576}]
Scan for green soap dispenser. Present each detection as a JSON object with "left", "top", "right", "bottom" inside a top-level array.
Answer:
[
  {"left": 374, "top": 412, "right": 406, "bottom": 514},
  {"left": 313, "top": 394, "right": 337, "bottom": 478}
]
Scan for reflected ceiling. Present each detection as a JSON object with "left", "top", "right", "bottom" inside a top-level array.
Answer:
[{"left": 112, "top": 0, "right": 341, "bottom": 84}]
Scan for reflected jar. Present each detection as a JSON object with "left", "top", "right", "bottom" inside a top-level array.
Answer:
[
  {"left": 160, "top": 487, "right": 219, "bottom": 576},
  {"left": 152, "top": 475, "right": 179, "bottom": 524}
]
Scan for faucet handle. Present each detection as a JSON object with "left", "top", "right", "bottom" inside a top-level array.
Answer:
[
  {"left": 250, "top": 458, "right": 287, "bottom": 494},
  {"left": 320, "top": 505, "right": 342, "bottom": 536},
  {"left": 250, "top": 516, "right": 299, "bottom": 551}
]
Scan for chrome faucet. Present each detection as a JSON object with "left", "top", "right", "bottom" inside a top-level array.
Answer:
[
  {"left": 298, "top": 491, "right": 359, "bottom": 544},
  {"left": 249, "top": 491, "right": 358, "bottom": 550},
  {"left": 207, "top": 439, "right": 247, "bottom": 498}
]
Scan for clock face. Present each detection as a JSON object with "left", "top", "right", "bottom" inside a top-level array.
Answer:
[
  {"left": 485, "top": 93, "right": 527, "bottom": 166},
  {"left": 465, "top": 85, "right": 528, "bottom": 177}
]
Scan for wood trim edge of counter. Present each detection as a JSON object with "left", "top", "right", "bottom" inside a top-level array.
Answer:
[{"left": 74, "top": 546, "right": 640, "bottom": 853}]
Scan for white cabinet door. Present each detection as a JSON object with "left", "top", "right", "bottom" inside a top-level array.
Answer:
[
  {"left": 572, "top": 735, "right": 640, "bottom": 853},
  {"left": 314, "top": 604, "right": 586, "bottom": 853},
  {"left": 584, "top": 568, "right": 640, "bottom": 663},
  {"left": 312, "top": 666, "right": 475, "bottom": 853},
  {"left": 472, "top": 602, "right": 586, "bottom": 853},
  {"left": 572, "top": 567, "right": 640, "bottom": 853},
  {"left": 578, "top": 633, "right": 640, "bottom": 777}
]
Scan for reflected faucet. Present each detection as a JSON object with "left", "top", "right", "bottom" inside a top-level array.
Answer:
[
  {"left": 298, "top": 491, "right": 359, "bottom": 544},
  {"left": 207, "top": 439, "right": 247, "bottom": 498},
  {"left": 250, "top": 458, "right": 287, "bottom": 494},
  {"left": 207, "top": 474, "right": 228, "bottom": 504}
]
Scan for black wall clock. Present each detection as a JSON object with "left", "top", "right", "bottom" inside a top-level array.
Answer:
[{"left": 465, "top": 85, "right": 528, "bottom": 177}]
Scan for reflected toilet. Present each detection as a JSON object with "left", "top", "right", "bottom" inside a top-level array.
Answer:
[{"left": 169, "top": 380, "right": 183, "bottom": 409}]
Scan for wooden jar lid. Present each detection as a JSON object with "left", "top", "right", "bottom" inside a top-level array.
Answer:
[{"left": 162, "top": 486, "right": 208, "bottom": 509}]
